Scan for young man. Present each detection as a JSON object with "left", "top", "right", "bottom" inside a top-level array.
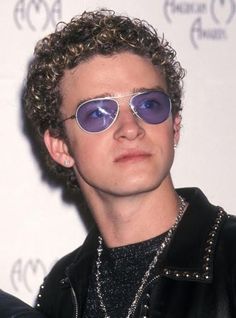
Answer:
[{"left": 24, "top": 9, "right": 236, "bottom": 318}]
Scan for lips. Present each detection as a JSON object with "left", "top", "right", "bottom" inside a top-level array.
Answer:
[{"left": 114, "top": 151, "right": 151, "bottom": 163}]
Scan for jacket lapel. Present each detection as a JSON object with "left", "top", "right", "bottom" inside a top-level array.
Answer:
[{"left": 159, "top": 188, "right": 227, "bottom": 283}]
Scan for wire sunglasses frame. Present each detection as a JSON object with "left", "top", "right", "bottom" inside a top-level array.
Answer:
[{"left": 61, "top": 89, "right": 172, "bottom": 133}]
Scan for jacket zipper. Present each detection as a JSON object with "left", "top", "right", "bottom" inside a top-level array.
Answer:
[
  {"left": 62, "top": 276, "right": 80, "bottom": 318},
  {"left": 133, "top": 274, "right": 161, "bottom": 318},
  {"left": 71, "top": 284, "right": 79, "bottom": 318}
]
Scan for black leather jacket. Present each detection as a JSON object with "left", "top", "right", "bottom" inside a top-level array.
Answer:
[{"left": 36, "top": 188, "right": 236, "bottom": 318}]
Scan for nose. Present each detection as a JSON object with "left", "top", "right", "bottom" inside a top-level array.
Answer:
[{"left": 113, "top": 104, "right": 145, "bottom": 141}]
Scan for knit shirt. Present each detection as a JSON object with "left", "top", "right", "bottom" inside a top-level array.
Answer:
[{"left": 83, "top": 233, "right": 167, "bottom": 318}]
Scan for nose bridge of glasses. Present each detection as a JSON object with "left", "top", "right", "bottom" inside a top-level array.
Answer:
[
  {"left": 113, "top": 98, "right": 140, "bottom": 128},
  {"left": 113, "top": 94, "right": 136, "bottom": 120},
  {"left": 114, "top": 93, "right": 138, "bottom": 117}
]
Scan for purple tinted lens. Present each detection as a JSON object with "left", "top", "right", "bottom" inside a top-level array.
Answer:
[
  {"left": 76, "top": 99, "right": 118, "bottom": 132},
  {"left": 132, "top": 91, "right": 171, "bottom": 124}
]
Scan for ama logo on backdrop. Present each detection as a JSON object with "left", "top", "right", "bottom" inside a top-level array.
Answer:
[
  {"left": 13, "top": 0, "right": 62, "bottom": 31},
  {"left": 163, "top": 0, "right": 235, "bottom": 48}
]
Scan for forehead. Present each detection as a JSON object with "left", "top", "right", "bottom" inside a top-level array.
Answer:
[{"left": 60, "top": 52, "right": 167, "bottom": 109}]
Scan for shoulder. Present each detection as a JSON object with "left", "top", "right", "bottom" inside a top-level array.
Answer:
[
  {"left": 215, "top": 213, "right": 236, "bottom": 269},
  {"left": 220, "top": 214, "right": 236, "bottom": 245},
  {"left": 35, "top": 246, "right": 82, "bottom": 315},
  {"left": 36, "top": 228, "right": 98, "bottom": 315},
  {"left": 42, "top": 226, "right": 98, "bottom": 287},
  {"left": 44, "top": 245, "right": 82, "bottom": 285}
]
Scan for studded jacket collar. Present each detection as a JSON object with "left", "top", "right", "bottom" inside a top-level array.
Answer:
[
  {"left": 36, "top": 188, "right": 236, "bottom": 318},
  {"left": 159, "top": 187, "right": 225, "bottom": 282}
]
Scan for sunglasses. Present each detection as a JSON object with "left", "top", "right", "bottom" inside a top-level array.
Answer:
[{"left": 62, "top": 90, "right": 172, "bottom": 133}]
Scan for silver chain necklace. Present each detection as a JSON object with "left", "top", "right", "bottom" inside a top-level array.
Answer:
[{"left": 95, "top": 195, "right": 187, "bottom": 318}]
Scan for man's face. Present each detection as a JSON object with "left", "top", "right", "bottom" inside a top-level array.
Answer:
[{"left": 51, "top": 52, "right": 180, "bottom": 198}]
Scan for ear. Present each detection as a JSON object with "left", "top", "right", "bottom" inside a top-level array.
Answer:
[
  {"left": 44, "top": 130, "right": 74, "bottom": 168},
  {"left": 173, "top": 114, "right": 182, "bottom": 146}
]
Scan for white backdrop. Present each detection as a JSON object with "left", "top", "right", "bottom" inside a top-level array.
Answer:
[{"left": 0, "top": 0, "right": 235, "bottom": 305}]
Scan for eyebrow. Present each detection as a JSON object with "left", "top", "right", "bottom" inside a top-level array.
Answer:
[{"left": 75, "top": 85, "right": 166, "bottom": 107}]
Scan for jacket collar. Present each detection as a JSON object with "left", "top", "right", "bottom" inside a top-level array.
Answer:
[
  {"left": 159, "top": 188, "right": 227, "bottom": 283},
  {"left": 68, "top": 188, "right": 227, "bottom": 288}
]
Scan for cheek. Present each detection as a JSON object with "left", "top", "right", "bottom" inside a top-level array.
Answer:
[
  {"left": 68, "top": 133, "right": 102, "bottom": 170},
  {"left": 149, "top": 120, "right": 175, "bottom": 146}
]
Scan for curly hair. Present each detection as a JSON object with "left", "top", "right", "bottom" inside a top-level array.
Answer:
[{"left": 24, "top": 9, "right": 185, "bottom": 190}]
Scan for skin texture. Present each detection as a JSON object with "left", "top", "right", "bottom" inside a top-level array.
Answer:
[{"left": 44, "top": 52, "right": 182, "bottom": 247}]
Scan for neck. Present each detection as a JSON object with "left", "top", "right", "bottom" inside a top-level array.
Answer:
[{"left": 80, "top": 176, "right": 180, "bottom": 248}]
